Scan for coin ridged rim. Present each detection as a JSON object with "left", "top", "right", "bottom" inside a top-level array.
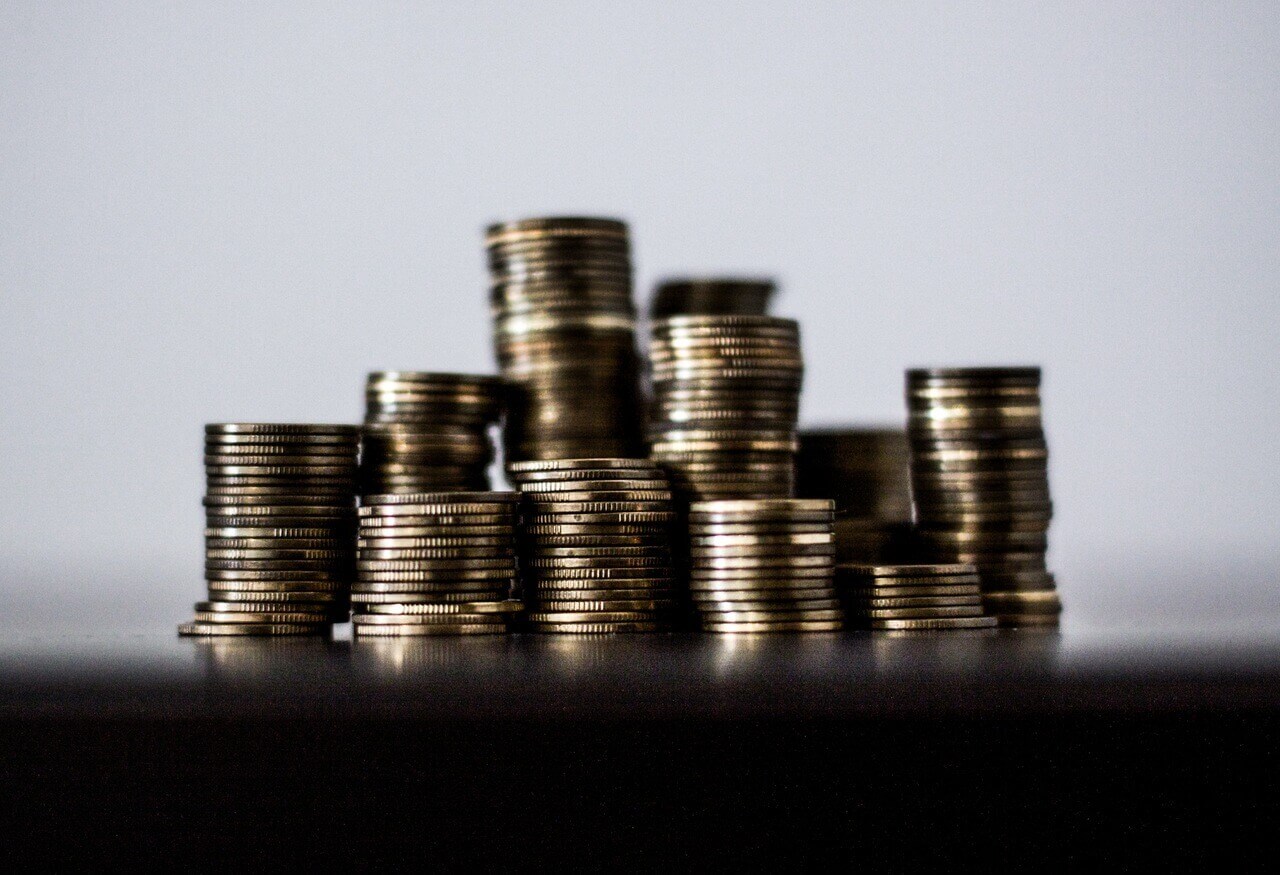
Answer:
[
  {"left": 700, "top": 621, "right": 842, "bottom": 633},
  {"left": 204, "top": 587, "right": 343, "bottom": 600},
  {"left": 696, "top": 609, "right": 845, "bottom": 623},
  {"left": 178, "top": 621, "right": 330, "bottom": 636},
  {"left": 352, "top": 612, "right": 507, "bottom": 626},
  {"left": 362, "top": 600, "right": 524, "bottom": 615},
  {"left": 195, "top": 599, "right": 336, "bottom": 613},
  {"left": 529, "top": 576, "right": 674, "bottom": 590},
  {"left": 359, "top": 514, "right": 515, "bottom": 527},
  {"left": 353, "top": 623, "right": 507, "bottom": 636},
  {"left": 838, "top": 584, "right": 981, "bottom": 598},
  {"left": 838, "top": 563, "right": 976, "bottom": 577},
  {"left": 351, "top": 590, "right": 510, "bottom": 604},
  {"left": 527, "top": 622, "right": 662, "bottom": 634},
  {"left": 206, "top": 423, "right": 360, "bottom": 436},
  {"left": 867, "top": 616, "right": 999, "bottom": 630},
  {"left": 192, "top": 610, "right": 335, "bottom": 624},
  {"left": 358, "top": 536, "right": 513, "bottom": 548}
]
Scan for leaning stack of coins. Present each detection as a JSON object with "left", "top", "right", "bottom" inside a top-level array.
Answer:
[
  {"left": 487, "top": 216, "right": 645, "bottom": 464},
  {"left": 360, "top": 372, "right": 503, "bottom": 495},
  {"left": 648, "top": 316, "right": 802, "bottom": 501},
  {"left": 351, "top": 492, "right": 522, "bottom": 635},
  {"left": 905, "top": 367, "right": 1061, "bottom": 627},
  {"left": 834, "top": 563, "right": 996, "bottom": 632},
  {"left": 508, "top": 459, "right": 678, "bottom": 633},
  {"left": 649, "top": 278, "right": 775, "bottom": 319},
  {"left": 180, "top": 423, "right": 360, "bottom": 637},
  {"left": 798, "top": 427, "right": 917, "bottom": 563},
  {"left": 686, "top": 500, "right": 842, "bottom": 633}
]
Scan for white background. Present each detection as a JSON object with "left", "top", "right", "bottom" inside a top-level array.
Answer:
[{"left": 2, "top": 2, "right": 1278, "bottom": 629}]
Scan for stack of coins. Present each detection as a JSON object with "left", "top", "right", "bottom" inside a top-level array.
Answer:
[
  {"left": 487, "top": 216, "right": 644, "bottom": 464},
  {"left": 351, "top": 492, "right": 523, "bottom": 635},
  {"left": 648, "top": 316, "right": 802, "bottom": 501},
  {"left": 835, "top": 563, "right": 996, "bottom": 632},
  {"left": 905, "top": 367, "right": 1061, "bottom": 627},
  {"left": 180, "top": 423, "right": 360, "bottom": 637},
  {"left": 650, "top": 278, "right": 775, "bottom": 319},
  {"left": 797, "top": 427, "right": 917, "bottom": 563},
  {"left": 687, "top": 500, "right": 842, "bottom": 633},
  {"left": 360, "top": 372, "right": 504, "bottom": 495},
  {"left": 508, "top": 459, "right": 678, "bottom": 633}
]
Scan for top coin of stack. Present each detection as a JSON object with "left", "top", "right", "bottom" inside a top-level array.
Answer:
[
  {"left": 687, "top": 499, "right": 842, "bottom": 633},
  {"left": 509, "top": 458, "right": 679, "bottom": 633},
  {"left": 649, "top": 278, "right": 776, "bottom": 319},
  {"left": 361, "top": 372, "right": 504, "bottom": 495},
  {"left": 905, "top": 367, "right": 1061, "bottom": 627},
  {"left": 648, "top": 315, "right": 802, "bottom": 501},
  {"left": 181, "top": 423, "right": 361, "bottom": 637},
  {"left": 487, "top": 217, "right": 645, "bottom": 464},
  {"left": 797, "top": 427, "right": 917, "bottom": 563},
  {"left": 351, "top": 491, "right": 522, "bottom": 635}
]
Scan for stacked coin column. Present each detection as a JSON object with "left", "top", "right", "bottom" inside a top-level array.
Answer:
[
  {"left": 687, "top": 500, "right": 842, "bottom": 633},
  {"left": 797, "top": 428, "right": 917, "bottom": 563},
  {"left": 181, "top": 424, "right": 360, "bottom": 637},
  {"left": 508, "top": 459, "right": 677, "bottom": 633},
  {"left": 361, "top": 372, "right": 503, "bottom": 495},
  {"left": 487, "top": 217, "right": 644, "bottom": 463},
  {"left": 834, "top": 563, "right": 996, "bottom": 632},
  {"left": 351, "top": 492, "right": 522, "bottom": 635},
  {"left": 648, "top": 315, "right": 803, "bottom": 501},
  {"left": 905, "top": 367, "right": 1061, "bottom": 627},
  {"left": 649, "top": 278, "right": 776, "bottom": 319}
]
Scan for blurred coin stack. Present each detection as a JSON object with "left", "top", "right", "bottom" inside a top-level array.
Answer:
[
  {"left": 650, "top": 278, "right": 776, "bottom": 319},
  {"left": 835, "top": 563, "right": 996, "bottom": 632},
  {"left": 687, "top": 500, "right": 842, "bottom": 632},
  {"left": 906, "top": 367, "right": 1061, "bottom": 627},
  {"left": 361, "top": 371, "right": 503, "bottom": 495},
  {"left": 797, "top": 428, "right": 917, "bottom": 563},
  {"left": 508, "top": 459, "right": 678, "bottom": 633},
  {"left": 352, "top": 492, "right": 522, "bottom": 635},
  {"left": 487, "top": 217, "right": 644, "bottom": 463},
  {"left": 180, "top": 423, "right": 360, "bottom": 637},
  {"left": 648, "top": 316, "right": 802, "bottom": 501}
]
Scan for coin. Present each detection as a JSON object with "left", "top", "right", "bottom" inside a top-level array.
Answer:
[
  {"left": 869, "top": 616, "right": 999, "bottom": 630},
  {"left": 352, "top": 612, "right": 507, "bottom": 626},
  {"left": 192, "top": 610, "right": 333, "bottom": 624},
  {"left": 178, "top": 621, "right": 329, "bottom": 636},
  {"left": 837, "top": 584, "right": 980, "bottom": 598},
  {"left": 533, "top": 599, "right": 675, "bottom": 612},
  {"left": 530, "top": 577, "right": 675, "bottom": 591},
  {"left": 700, "top": 620, "right": 843, "bottom": 633},
  {"left": 363, "top": 600, "right": 524, "bottom": 615},
  {"left": 353, "top": 623, "right": 506, "bottom": 636},
  {"left": 200, "top": 590, "right": 341, "bottom": 603},
  {"left": 351, "top": 590, "right": 510, "bottom": 604},
  {"left": 526, "top": 622, "right": 661, "bottom": 634}
]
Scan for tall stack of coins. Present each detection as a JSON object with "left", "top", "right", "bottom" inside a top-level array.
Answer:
[
  {"left": 648, "top": 316, "right": 802, "bottom": 501},
  {"left": 835, "top": 563, "right": 996, "bottom": 631},
  {"left": 797, "top": 428, "right": 917, "bottom": 563},
  {"left": 180, "top": 423, "right": 360, "bottom": 637},
  {"left": 906, "top": 367, "right": 1061, "bottom": 627},
  {"left": 687, "top": 500, "right": 842, "bottom": 633},
  {"left": 650, "top": 278, "right": 775, "bottom": 319},
  {"left": 508, "top": 459, "right": 678, "bottom": 633},
  {"left": 360, "top": 372, "right": 503, "bottom": 495},
  {"left": 487, "top": 217, "right": 644, "bottom": 464},
  {"left": 351, "top": 492, "right": 522, "bottom": 635}
]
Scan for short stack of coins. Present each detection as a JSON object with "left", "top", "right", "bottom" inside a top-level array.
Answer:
[
  {"left": 351, "top": 492, "right": 523, "bottom": 635},
  {"left": 487, "top": 216, "right": 645, "bottom": 463},
  {"left": 835, "top": 563, "right": 996, "bottom": 632},
  {"left": 648, "top": 315, "right": 802, "bottom": 501},
  {"left": 361, "top": 372, "right": 503, "bottom": 495},
  {"left": 797, "top": 427, "right": 917, "bottom": 563},
  {"left": 905, "top": 367, "right": 1061, "bottom": 627},
  {"left": 508, "top": 458, "right": 678, "bottom": 633},
  {"left": 181, "top": 423, "right": 360, "bottom": 637},
  {"left": 650, "top": 278, "right": 775, "bottom": 319},
  {"left": 687, "top": 500, "right": 842, "bottom": 633}
]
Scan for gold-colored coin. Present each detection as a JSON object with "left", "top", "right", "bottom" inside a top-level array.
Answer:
[
  {"left": 528, "top": 622, "right": 662, "bottom": 634},
  {"left": 353, "top": 623, "right": 506, "bottom": 636},
  {"left": 868, "top": 616, "right": 998, "bottom": 630},
  {"left": 700, "top": 620, "right": 843, "bottom": 633},
  {"left": 178, "top": 621, "right": 329, "bottom": 636},
  {"left": 363, "top": 600, "right": 524, "bottom": 615}
]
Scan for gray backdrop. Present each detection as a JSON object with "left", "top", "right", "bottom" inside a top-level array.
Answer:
[{"left": 3, "top": 2, "right": 1278, "bottom": 631}]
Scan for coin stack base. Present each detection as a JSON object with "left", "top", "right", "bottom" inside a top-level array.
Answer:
[
  {"left": 352, "top": 492, "right": 523, "bottom": 635},
  {"left": 907, "top": 367, "right": 1061, "bottom": 627},
  {"left": 649, "top": 316, "right": 803, "bottom": 501},
  {"left": 182, "top": 424, "right": 361, "bottom": 636},
  {"left": 688, "top": 500, "right": 841, "bottom": 633},
  {"left": 361, "top": 372, "right": 503, "bottom": 496},
  {"left": 836, "top": 563, "right": 996, "bottom": 632},
  {"left": 489, "top": 217, "right": 644, "bottom": 463},
  {"left": 509, "top": 458, "right": 678, "bottom": 633}
]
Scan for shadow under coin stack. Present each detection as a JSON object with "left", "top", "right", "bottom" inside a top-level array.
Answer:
[
  {"left": 687, "top": 500, "right": 842, "bottom": 633},
  {"left": 487, "top": 217, "right": 644, "bottom": 463},
  {"left": 181, "top": 424, "right": 360, "bottom": 637},
  {"left": 797, "top": 428, "right": 917, "bottom": 563},
  {"left": 648, "top": 316, "right": 802, "bottom": 501},
  {"left": 351, "top": 492, "right": 522, "bottom": 635},
  {"left": 508, "top": 459, "right": 678, "bottom": 633},
  {"left": 649, "top": 278, "right": 776, "bottom": 319},
  {"left": 360, "top": 372, "right": 503, "bottom": 495},
  {"left": 834, "top": 563, "right": 996, "bottom": 632},
  {"left": 906, "top": 367, "right": 1061, "bottom": 628}
]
